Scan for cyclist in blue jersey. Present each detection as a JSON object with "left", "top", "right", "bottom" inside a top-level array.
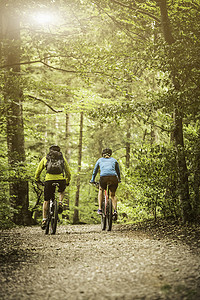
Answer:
[{"left": 90, "top": 148, "right": 121, "bottom": 220}]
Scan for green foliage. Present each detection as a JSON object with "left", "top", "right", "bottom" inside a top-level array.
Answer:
[
  {"left": 0, "top": 143, "right": 13, "bottom": 228},
  {"left": 0, "top": 200, "right": 15, "bottom": 229},
  {"left": 0, "top": 155, "right": 15, "bottom": 228},
  {"left": 117, "top": 143, "right": 180, "bottom": 221}
]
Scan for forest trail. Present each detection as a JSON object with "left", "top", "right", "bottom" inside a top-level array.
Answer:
[{"left": 0, "top": 224, "right": 200, "bottom": 300}]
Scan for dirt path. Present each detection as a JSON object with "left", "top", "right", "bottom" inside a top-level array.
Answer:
[{"left": 0, "top": 224, "right": 200, "bottom": 300}]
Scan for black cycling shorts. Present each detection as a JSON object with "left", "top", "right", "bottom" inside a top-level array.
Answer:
[
  {"left": 99, "top": 176, "right": 118, "bottom": 192},
  {"left": 44, "top": 180, "right": 67, "bottom": 201}
]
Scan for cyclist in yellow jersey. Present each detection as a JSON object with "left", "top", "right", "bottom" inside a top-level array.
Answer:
[{"left": 35, "top": 145, "right": 71, "bottom": 229}]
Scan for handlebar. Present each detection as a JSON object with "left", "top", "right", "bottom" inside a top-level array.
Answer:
[{"left": 90, "top": 181, "right": 99, "bottom": 188}]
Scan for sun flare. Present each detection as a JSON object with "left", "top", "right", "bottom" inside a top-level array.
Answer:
[{"left": 32, "top": 11, "right": 56, "bottom": 25}]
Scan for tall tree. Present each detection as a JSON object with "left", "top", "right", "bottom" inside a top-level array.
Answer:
[
  {"left": 157, "top": 0, "right": 192, "bottom": 222},
  {"left": 1, "top": 6, "right": 31, "bottom": 225},
  {"left": 73, "top": 112, "right": 83, "bottom": 224}
]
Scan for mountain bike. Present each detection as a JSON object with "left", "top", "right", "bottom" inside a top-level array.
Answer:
[
  {"left": 91, "top": 181, "right": 113, "bottom": 231},
  {"left": 45, "top": 182, "right": 59, "bottom": 235}
]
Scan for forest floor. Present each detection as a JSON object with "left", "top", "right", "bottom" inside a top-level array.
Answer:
[{"left": 0, "top": 219, "right": 200, "bottom": 300}]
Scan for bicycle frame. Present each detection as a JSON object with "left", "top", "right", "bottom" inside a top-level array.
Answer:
[
  {"left": 91, "top": 181, "right": 113, "bottom": 231},
  {"left": 101, "top": 183, "right": 113, "bottom": 231},
  {"left": 103, "top": 189, "right": 108, "bottom": 213},
  {"left": 45, "top": 183, "right": 59, "bottom": 235}
]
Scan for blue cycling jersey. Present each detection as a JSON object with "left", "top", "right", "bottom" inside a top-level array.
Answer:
[{"left": 91, "top": 157, "right": 121, "bottom": 182}]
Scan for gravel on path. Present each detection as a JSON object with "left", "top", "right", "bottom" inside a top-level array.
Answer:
[{"left": 0, "top": 224, "right": 200, "bottom": 300}]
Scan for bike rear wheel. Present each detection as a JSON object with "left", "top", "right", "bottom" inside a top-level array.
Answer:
[
  {"left": 50, "top": 201, "right": 58, "bottom": 235},
  {"left": 101, "top": 200, "right": 106, "bottom": 231},
  {"left": 107, "top": 198, "right": 113, "bottom": 231},
  {"left": 45, "top": 215, "right": 50, "bottom": 235}
]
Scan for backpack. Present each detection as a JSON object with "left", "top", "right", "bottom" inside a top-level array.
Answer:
[{"left": 46, "top": 150, "right": 65, "bottom": 175}]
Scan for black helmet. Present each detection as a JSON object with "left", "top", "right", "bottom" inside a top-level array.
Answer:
[
  {"left": 49, "top": 145, "right": 60, "bottom": 152},
  {"left": 102, "top": 148, "right": 112, "bottom": 157}
]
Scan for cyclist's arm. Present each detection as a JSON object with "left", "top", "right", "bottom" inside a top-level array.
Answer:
[
  {"left": 91, "top": 160, "right": 100, "bottom": 182},
  {"left": 64, "top": 157, "right": 71, "bottom": 184},
  {"left": 35, "top": 157, "right": 46, "bottom": 181},
  {"left": 115, "top": 161, "right": 121, "bottom": 181}
]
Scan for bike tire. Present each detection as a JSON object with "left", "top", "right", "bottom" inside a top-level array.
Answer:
[
  {"left": 107, "top": 198, "right": 113, "bottom": 231},
  {"left": 101, "top": 200, "right": 106, "bottom": 231},
  {"left": 45, "top": 216, "right": 50, "bottom": 235},
  {"left": 50, "top": 201, "right": 58, "bottom": 235}
]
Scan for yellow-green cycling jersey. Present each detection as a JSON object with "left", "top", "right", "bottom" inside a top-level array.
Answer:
[{"left": 35, "top": 156, "right": 71, "bottom": 184}]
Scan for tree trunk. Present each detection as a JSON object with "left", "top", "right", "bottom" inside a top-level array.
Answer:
[
  {"left": 65, "top": 113, "right": 71, "bottom": 160},
  {"left": 73, "top": 112, "right": 83, "bottom": 224},
  {"left": 126, "top": 122, "right": 131, "bottom": 168},
  {"left": 63, "top": 112, "right": 71, "bottom": 219},
  {"left": 157, "top": 0, "right": 175, "bottom": 45},
  {"left": 193, "top": 129, "right": 200, "bottom": 219},
  {"left": 157, "top": 0, "right": 192, "bottom": 222},
  {"left": 173, "top": 109, "right": 192, "bottom": 222},
  {"left": 2, "top": 7, "right": 31, "bottom": 225},
  {"left": 97, "top": 123, "right": 103, "bottom": 157}
]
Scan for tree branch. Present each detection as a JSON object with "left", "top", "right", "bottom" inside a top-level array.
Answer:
[
  {"left": 110, "top": 0, "right": 161, "bottom": 24},
  {"left": 1, "top": 57, "right": 137, "bottom": 82},
  {"left": 0, "top": 59, "right": 78, "bottom": 73},
  {"left": 135, "top": 114, "right": 172, "bottom": 133},
  {"left": 27, "top": 95, "right": 63, "bottom": 113},
  {"left": 92, "top": 0, "right": 145, "bottom": 41}
]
